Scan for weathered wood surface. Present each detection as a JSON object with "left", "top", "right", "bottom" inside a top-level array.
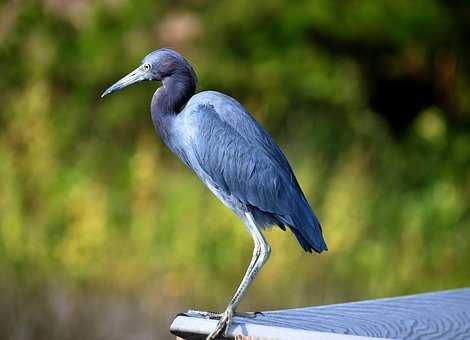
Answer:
[{"left": 170, "top": 288, "right": 470, "bottom": 339}]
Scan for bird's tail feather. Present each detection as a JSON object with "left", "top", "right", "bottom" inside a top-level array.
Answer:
[{"left": 277, "top": 202, "right": 327, "bottom": 253}]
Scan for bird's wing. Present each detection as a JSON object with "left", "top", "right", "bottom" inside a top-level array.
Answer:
[{"left": 183, "top": 91, "right": 327, "bottom": 253}]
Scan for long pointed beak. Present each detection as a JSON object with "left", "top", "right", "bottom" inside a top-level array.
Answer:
[{"left": 101, "top": 66, "right": 147, "bottom": 98}]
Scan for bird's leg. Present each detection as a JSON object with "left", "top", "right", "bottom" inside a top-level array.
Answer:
[
  {"left": 188, "top": 229, "right": 263, "bottom": 321},
  {"left": 206, "top": 212, "right": 271, "bottom": 340},
  {"left": 189, "top": 221, "right": 262, "bottom": 321}
]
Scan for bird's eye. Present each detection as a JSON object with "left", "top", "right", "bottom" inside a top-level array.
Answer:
[{"left": 143, "top": 63, "right": 151, "bottom": 71}]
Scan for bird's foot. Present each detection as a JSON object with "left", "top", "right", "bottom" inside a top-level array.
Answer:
[
  {"left": 187, "top": 309, "right": 262, "bottom": 319},
  {"left": 186, "top": 309, "right": 223, "bottom": 319},
  {"left": 206, "top": 307, "right": 234, "bottom": 339}
]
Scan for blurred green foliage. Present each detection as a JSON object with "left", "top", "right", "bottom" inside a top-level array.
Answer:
[{"left": 0, "top": 1, "right": 469, "bottom": 339}]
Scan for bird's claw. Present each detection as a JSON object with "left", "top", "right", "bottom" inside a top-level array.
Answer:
[
  {"left": 186, "top": 309, "right": 223, "bottom": 319},
  {"left": 187, "top": 308, "right": 261, "bottom": 338},
  {"left": 206, "top": 307, "right": 233, "bottom": 339},
  {"left": 187, "top": 309, "right": 262, "bottom": 319}
]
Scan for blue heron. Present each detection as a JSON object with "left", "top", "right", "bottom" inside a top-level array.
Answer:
[{"left": 101, "top": 48, "right": 327, "bottom": 339}]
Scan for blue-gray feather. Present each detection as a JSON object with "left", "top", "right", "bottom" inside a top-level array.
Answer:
[{"left": 177, "top": 91, "right": 327, "bottom": 253}]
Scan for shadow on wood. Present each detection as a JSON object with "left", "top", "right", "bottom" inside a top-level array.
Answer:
[{"left": 170, "top": 288, "right": 470, "bottom": 339}]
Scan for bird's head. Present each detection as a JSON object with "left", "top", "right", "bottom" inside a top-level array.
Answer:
[{"left": 101, "top": 48, "right": 197, "bottom": 98}]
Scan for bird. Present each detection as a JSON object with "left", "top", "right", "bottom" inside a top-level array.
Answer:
[{"left": 101, "top": 48, "right": 327, "bottom": 339}]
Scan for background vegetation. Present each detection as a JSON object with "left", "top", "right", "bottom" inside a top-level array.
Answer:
[{"left": 0, "top": 1, "right": 469, "bottom": 339}]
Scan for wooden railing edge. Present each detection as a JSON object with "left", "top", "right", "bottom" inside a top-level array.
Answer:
[{"left": 170, "top": 314, "right": 383, "bottom": 340}]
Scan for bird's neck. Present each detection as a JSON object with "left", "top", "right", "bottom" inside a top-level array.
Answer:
[
  {"left": 151, "top": 73, "right": 196, "bottom": 115},
  {"left": 151, "top": 72, "right": 196, "bottom": 149}
]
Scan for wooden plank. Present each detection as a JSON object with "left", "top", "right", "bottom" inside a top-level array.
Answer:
[{"left": 170, "top": 288, "right": 470, "bottom": 339}]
